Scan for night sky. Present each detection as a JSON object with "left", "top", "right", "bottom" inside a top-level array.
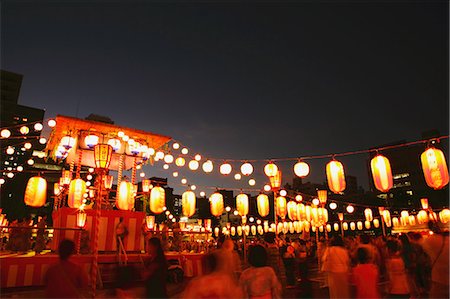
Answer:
[{"left": 2, "top": 1, "right": 449, "bottom": 195}]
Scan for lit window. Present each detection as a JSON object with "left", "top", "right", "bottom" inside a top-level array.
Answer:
[{"left": 406, "top": 190, "right": 413, "bottom": 195}]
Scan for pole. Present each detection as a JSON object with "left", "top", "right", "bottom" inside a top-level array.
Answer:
[
  {"left": 380, "top": 217, "right": 386, "bottom": 237},
  {"left": 91, "top": 171, "right": 103, "bottom": 298},
  {"left": 340, "top": 221, "right": 344, "bottom": 238}
]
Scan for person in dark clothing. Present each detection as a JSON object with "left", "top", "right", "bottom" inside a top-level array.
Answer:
[{"left": 144, "top": 237, "right": 168, "bottom": 298}]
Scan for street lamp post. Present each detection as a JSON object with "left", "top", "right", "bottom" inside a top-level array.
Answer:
[{"left": 338, "top": 212, "right": 344, "bottom": 238}]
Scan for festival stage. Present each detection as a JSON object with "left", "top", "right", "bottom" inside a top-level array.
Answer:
[{"left": 1, "top": 251, "right": 207, "bottom": 288}]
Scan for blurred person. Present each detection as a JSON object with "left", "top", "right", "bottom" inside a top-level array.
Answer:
[
  {"left": 34, "top": 215, "right": 47, "bottom": 253},
  {"left": 216, "top": 237, "right": 241, "bottom": 280},
  {"left": 115, "top": 217, "right": 128, "bottom": 253},
  {"left": 182, "top": 251, "right": 243, "bottom": 298},
  {"left": 321, "top": 236, "right": 351, "bottom": 298},
  {"left": 239, "top": 244, "right": 281, "bottom": 299},
  {"left": 115, "top": 265, "right": 141, "bottom": 298},
  {"left": 354, "top": 234, "right": 380, "bottom": 266},
  {"left": 264, "top": 232, "right": 285, "bottom": 284},
  {"left": 296, "top": 259, "right": 313, "bottom": 299},
  {"left": 144, "top": 237, "right": 168, "bottom": 298},
  {"left": 399, "top": 234, "right": 419, "bottom": 297},
  {"left": 409, "top": 232, "right": 431, "bottom": 298},
  {"left": 386, "top": 239, "right": 409, "bottom": 299},
  {"left": 421, "top": 221, "right": 449, "bottom": 299},
  {"left": 352, "top": 247, "right": 380, "bottom": 299},
  {"left": 283, "top": 245, "right": 296, "bottom": 288},
  {"left": 44, "top": 239, "right": 88, "bottom": 298}
]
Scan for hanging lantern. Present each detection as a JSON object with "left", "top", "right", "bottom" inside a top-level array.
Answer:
[
  {"left": 94, "top": 144, "right": 113, "bottom": 169},
  {"left": 295, "top": 195, "right": 303, "bottom": 202},
  {"left": 439, "top": 209, "right": 450, "bottom": 223},
  {"left": 258, "top": 225, "right": 264, "bottom": 235},
  {"left": 188, "top": 160, "right": 199, "bottom": 171},
  {"left": 24, "top": 176, "right": 47, "bottom": 207},
  {"left": 237, "top": 226, "right": 242, "bottom": 236},
  {"left": 326, "top": 159, "right": 346, "bottom": 193},
  {"left": 346, "top": 205, "right": 354, "bottom": 214},
  {"left": 214, "top": 227, "right": 219, "bottom": 237},
  {"left": 350, "top": 222, "right": 356, "bottom": 230},
  {"left": 276, "top": 222, "right": 283, "bottom": 234},
  {"left": 240, "top": 162, "right": 254, "bottom": 176},
  {"left": 150, "top": 186, "right": 165, "bottom": 214},
  {"left": 364, "top": 221, "right": 371, "bottom": 229},
  {"left": 429, "top": 211, "right": 438, "bottom": 222},
  {"left": 219, "top": 163, "right": 232, "bottom": 175},
  {"left": 343, "top": 222, "right": 349, "bottom": 230},
  {"left": 251, "top": 225, "right": 257, "bottom": 235},
  {"left": 175, "top": 157, "right": 186, "bottom": 167},
  {"left": 76, "top": 209, "right": 87, "bottom": 228},
  {"left": 371, "top": 154, "right": 393, "bottom": 192},
  {"left": 230, "top": 226, "right": 236, "bottom": 236},
  {"left": 210, "top": 192, "right": 224, "bottom": 217},
  {"left": 202, "top": 160, "right": 214, "bottom": 173},
  {"left": 257, "top": 194, "right": 269, "bottom": 217},
  {"left": 334, "top": 223, "right": 339, "bottom": 231},
  {"left": 338, "top": 212, "right": 344, "bottom": 222},
  {"left": 204, "top": 219, "right": 212, "bottom": 231},
  {"left": 61, "top": 169, "right": 71, "bottom": 186},
  {"left": 305, "top": 205, "right": 312, "bottom": 222},
  {"left": 317, "top": 190, "right": 327, "bottom": 205},
  {"left": 297, "top": 203, "right": 306, "bottom": 221},
  {"left": 287, "top": 201, "right": 298, "bottom": 221},
  {"left": 294, "top": 161, "right": 310, "bottom": 177},
  {"left": 393, "top": 217, "right": 400, "bottom": 227},
  {"left": 409, "top": 215, "right": 416, "bottom": 226},
  {"left": 103, "top": 175, "right": 113, "bottom": 189},
  {"left": 60, "top": 136, "right": 76, "bottom": 150},
  {"left": 382, "top": 210, "right": 392, "bottom": 227},
  {"left": 54, "top": 183, "right": 61, "bottom": 196},
  {"left": 364, "top": 208, "right": 373, "bottom": 222},
  {"left": 84, "top": 134, "right": 99, "bottom": 148},
  {"left": 107, "top": 138, "right": 121, "bottom": 152},
  {"left": 288, "top": 222, "right": 295, "bottom": 234},
  {"left": 269, "top": 170, "right": 282, "bottom": 190},
  {"left": 421, "top": 198, "right": 429, "bottom": 210},
  {"left": 236, "top": 193, "right": 249, "bottom": 216},
  {"left": 117, "top": 181, "right": 135, "bottom": 211},
  {"left": 142, "top": 179, "right": 152, "bottom": 193},
  {"left": 421, "top": 147, "right": 449, "bottom": 190},
  {"left": 182, "top": 190, "right": 196, "bottom": 217},
  {"left": 264, "top": 162, "right": 278, "bottom": 177},
  {"left": 146, "top": 215, "right": 155, "bottom": 230},
  {"left": 164, "top": 154, "right": 174, "bottom": 164},
  {"left": 329, "top": 202, "right": 337, "bottom": 210},
  {"left": 244, "top": 225, "right": 250, "bottom": 236},
  {"left": 417, "top": 210, "right": 428, "bottom": 224},
  {"left": 373, "top": 219, "right": 380, "bottom": 228},
  {"left": 276, "top": 196, "right": 287, "bottom": 219},
  {"left": 68, "top": 179, "right": 86, "bottom": 208}
]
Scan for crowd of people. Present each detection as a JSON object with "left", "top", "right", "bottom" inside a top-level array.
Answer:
[{"left": 37, "top": 220, "right": 449, "bottom": 298}]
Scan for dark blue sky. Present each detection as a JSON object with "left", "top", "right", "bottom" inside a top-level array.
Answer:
[{"left": 2, "top": 1, "right": 448, "bottom": 195}]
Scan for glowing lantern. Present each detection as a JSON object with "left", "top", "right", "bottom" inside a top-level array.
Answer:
[
  {"left": 326, "top": 224, "right": 331, "bottom": 232},
  {"left": 429, "top": 211, "right": 438, "bottom": 222},
  {"left": 214, "top": 227, "right": 219, "bottom": 237},
  {"left": 20, "top": 126, "right": 29, "bottom": 135},
  {"left": 76, "top": 209, "right": 87, "bottom": 228},
  {"left": 188, "top": 160, "right": 199, "bottom": 171},
  {"left": 84, "top": 134, "right": 99, "bottom": 148},
  {"left": 236, "top": 193, "right": 249, "bottom": 216},
  {"left": 103, "top": 175, "right": 113, "bottom": 189},
  {"left": 276, "top": 196, "right": 287, "bottom": 219},
  {"left": 60, "top": 136, "right": 76, "bottom": 150},
  {"left": 68, "top": 179, "right": 86, "bottom": 208},
  {"left": 421, "top": 198, "right": 429, "bottom": 210},
  {"left": 409, "top": 215, "right": 416, "bottom": 226},
  {"left": 297, "top": 203, "right": 306, "bottom": 221},
  {"left": 107, "top": 138, "right": 121, "bottom": 152},
  {"left": 364, "top": 221, "right": 371, "bottom": 229},
  {"left": 54, "top": 183, "right": 61, "bottom": 195},
  {"left": 175, "top": 157, "right": 186, "bottom": 167},
  {"left": 264, "top": 162, "right": 278, "bottom": 177},
  {"left": 305, "top": 205, "right": 312, "bottom": 222},
  {"left": 240, "top": 163, "right": 253, "bottom": 176},
  {"left": 373, "top": 219, "right": 380, "bottom": 228},
  {"left": 334, "top": 223, "right": 339, "bottom": 231},
  {"left": 1, "top": 129, "right": 11, "bottom": 138},
  {"left": 220, "top": 163, "right": 232, "bottom": 175},
  {"left": 326, "top": 159, "right": 346, "bottom": 193},
  {"left": 295, "top": 195, "right": 303, "bottom": 202},
  {"left": 365, "top": 208, "right": 373, "bottom": 222},
  {"left": 146, "top": 215, "right": 155, "bottom": 230},
  {"left": 251, "top": 225, "right": 257, "bottom": 235},
  {"left": 24, "top": 177, "right": 47, "bottom": 207},
  {"left": 182, "top": 190, "right": 196, "bottom": 217},
  {"left": 237, "top": 226, "right": 242, "bottom": 236},
  {"left": 382, "top": 210, "right": 392, "bottom": 227},
  {"left": 421, "top": 147, "right": 449, "bottom": 189},
  {"left": 258, "top": 225, "right": 264, "bottom": 235},
  {"left": 269, "top": 170, "right": 282, "bottom": 190},
  {"left": 346, "top": 205, "right": 354, "bottom": 214},
  {"left": 329, "top": 202, "right": 337, "bottom": 210},
  {"left": 210, "top": 192, "right": 224, "bottom": 217},
  {"left": 350, "top": 222, "right": 356, "bottom": 230},
  {"left": 287, "top": 201, "right": 298, "bottom": 220},
  {"left": 257, "top": 194, "right": 270, "bottom": 217},
  {"left": 94, "top": 144, "right": 113, "bottom": 169},
  {"left": 317, "top": 190, "right": 327, "bottom": 206},
  {"left": 142, "top": 179, "right": 152, "bottom": 192},
  {"left": 150, "top": 186, "right": 165, "bottom": 214},
  {"left": 439, "top": 209, "right": 450, "bottom": 223},
  {"left": 371, "top": 154, "right": 393, "bottom": 192},
  {"left": 417, "top": 210, "right": 428, "bottom": 224},
  {"left": 230, "top": 227, "right": 236, "bottom": 236},
  {"left": 117, "top": 181, "right": 135, "bottom": 211},
  {"left": 294, "top": 161, "right": 310, "bottom": 177},
  {"left": 393, "top": 217, "right": 400, "bottom": 227},
  {"left": 202, "top": 160, "right": 214, "bottom": 173},
  {"left": 343, "top": 222, "right": 349, "bottom": 230}
]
